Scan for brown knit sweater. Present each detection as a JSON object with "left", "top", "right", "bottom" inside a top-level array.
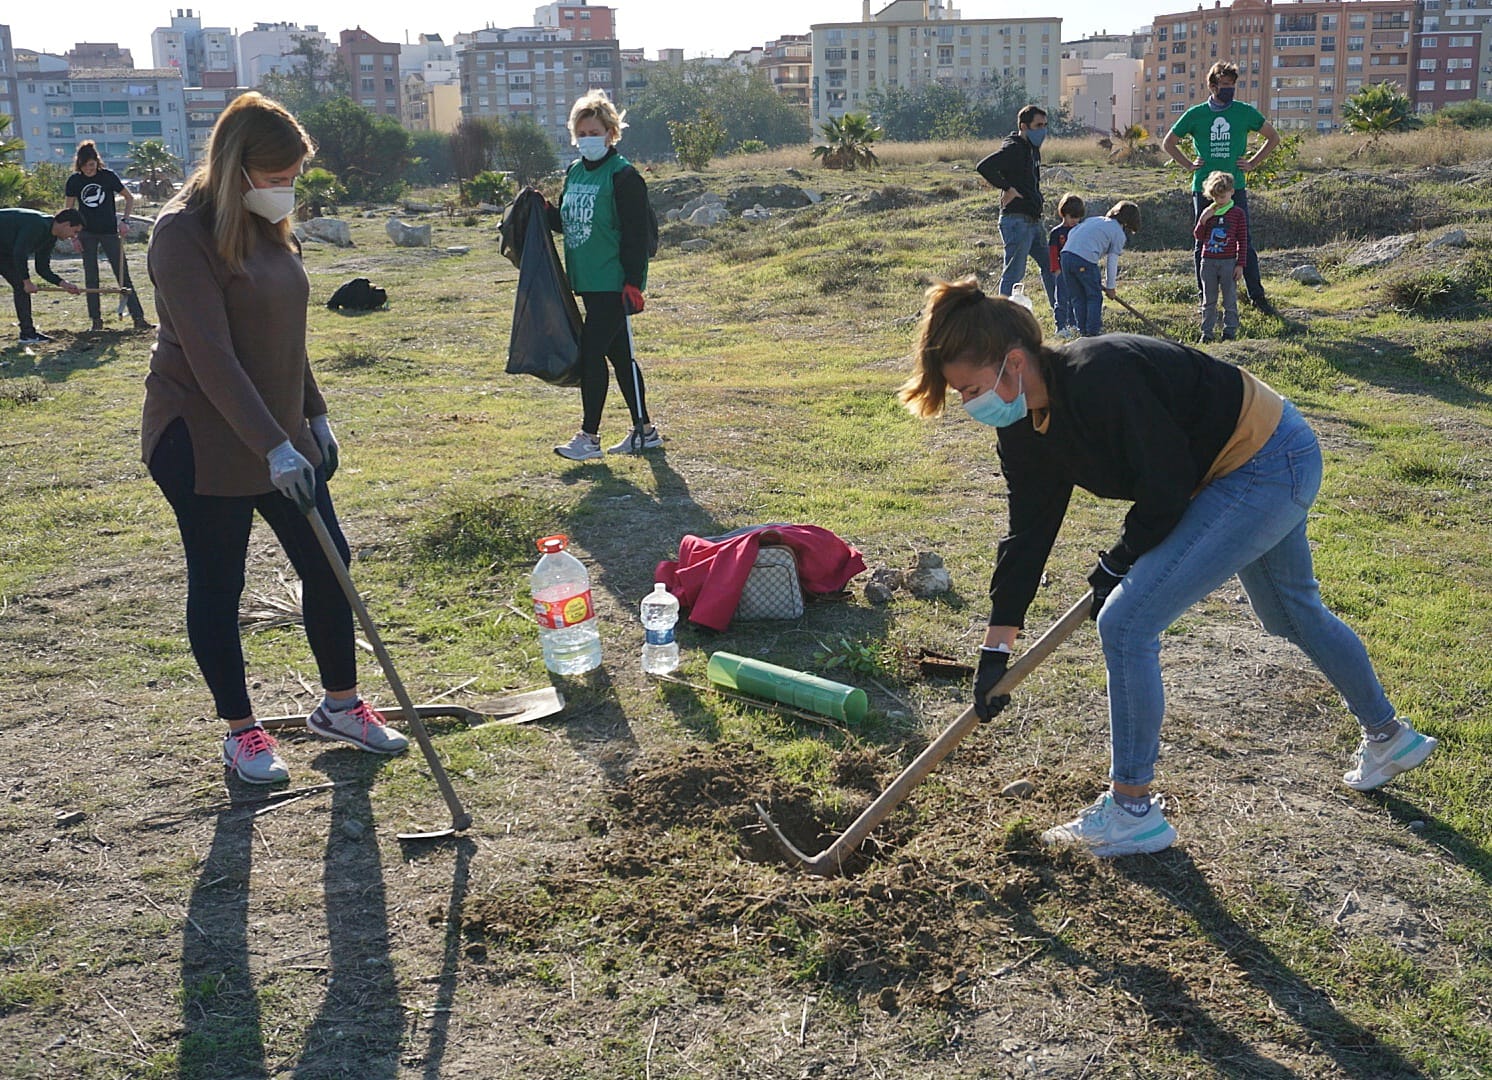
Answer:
[{"left": 141, "top": 203, "right": 326, "bottom": 496}]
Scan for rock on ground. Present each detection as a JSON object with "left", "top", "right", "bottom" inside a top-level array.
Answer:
[
  {"left": 386, "top": 217, "right": 432, "bottom": 247},
  {"left": 300, "top": 217, "right": 353, "bottom": 247}
]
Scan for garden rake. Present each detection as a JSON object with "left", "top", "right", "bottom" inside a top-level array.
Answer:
[{"left": 754, "top": 591, "right": 1093, "bottom": 876}]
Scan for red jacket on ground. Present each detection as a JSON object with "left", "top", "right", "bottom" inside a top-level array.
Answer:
[{"left": 655, "top": 525, "right": 867, "bottom": 631}]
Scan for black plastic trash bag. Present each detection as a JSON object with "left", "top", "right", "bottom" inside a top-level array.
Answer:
[{"left": 506, "top": 197, "right": 583, "bottom": 387}]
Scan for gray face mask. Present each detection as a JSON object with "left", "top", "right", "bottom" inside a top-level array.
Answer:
[{"left": 241, "top": 167, "right": 296, "bottom": 223}]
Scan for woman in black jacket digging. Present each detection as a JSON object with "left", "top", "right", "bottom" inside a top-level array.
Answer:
[{"left": 899, "top": 276, "right": 1436, "bottom": 856}]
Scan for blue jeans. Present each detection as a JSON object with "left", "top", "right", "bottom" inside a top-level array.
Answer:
[
  {"left": 998, "top": 214, "right": 1056, "bottom": 310},
  {"left": 1095, "top": 402, "right": 1395, "bottom": 786},
  {"left": 1060, "top": 250, "right": 1105, "bottom": 335},
  {"left": 1193, "top": 188, "right": 1264, "bottom": 304}
]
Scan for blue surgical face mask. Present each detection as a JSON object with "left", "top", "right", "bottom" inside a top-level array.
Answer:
[
  {"left": 576, "top": 135, "right": 609, "bottom": 161},
  {"left": 1026, "top": 127, "right": 1047, "bottom": 148},
  {"left": 1214, "top": 85, "right": 1236, "bottom": 106},
  {"left": 963, "top": 359, "right": 1028, "bottom": 428}
]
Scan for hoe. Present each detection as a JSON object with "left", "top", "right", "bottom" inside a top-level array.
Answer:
[{"left": 755, "top": 591, "right": 1093, "bottom": 876}]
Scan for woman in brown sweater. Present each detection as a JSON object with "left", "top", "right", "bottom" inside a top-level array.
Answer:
[{"left": 143, "top": 93, "right": 407, "bottom": 784}]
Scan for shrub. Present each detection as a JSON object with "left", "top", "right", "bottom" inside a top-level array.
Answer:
[{"left": 463, "top": 170, "right": 515, "bottom": 207}]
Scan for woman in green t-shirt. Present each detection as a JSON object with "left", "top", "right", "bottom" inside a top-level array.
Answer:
[{"left": 548, "top": 90, "right": 661, "bottom": 461}]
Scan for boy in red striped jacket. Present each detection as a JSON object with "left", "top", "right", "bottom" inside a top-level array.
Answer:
[
  {"left": 1193, "top": 171, "right": 1248, "bottom": 343},
  {"left": 1047, "top": 192, "right": 1085, "bottom": 339}
]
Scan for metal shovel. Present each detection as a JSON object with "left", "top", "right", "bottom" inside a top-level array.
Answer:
[
  {"left": 754, "top": 591, "right": 1093, "bottom": 876},
  {"left": 306, "top": 507, "right": 473, "bottom": 840}
]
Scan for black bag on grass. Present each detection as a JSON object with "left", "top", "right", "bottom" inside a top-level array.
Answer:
[
  {"left": 326, "top": 277, "right": 387, "bottom": 311},
  {"left": 506, "top": 198, "right": 583, "bottom": 387}
]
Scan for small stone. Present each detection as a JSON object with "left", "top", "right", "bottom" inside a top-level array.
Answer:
[
  {"left": 904, "top": 567, "right": 952, "bottom": 598},
  {"left": 444, "top": 245, "right": 470, "bottom": 255},
  {"left": 911, "top": 550, "right": 945, "bottom": 570},
  {"left": 341, "top": 818, "right": 367, "bottom": 841},
  {"left": 1001, "top": 779, "right": 1035, "bottom": 798},
  {"left": 54, "top": 810, "right": 85, "bottom": 827},
  {"left": 1407, "top": 820, "right": 1426, "bottom": 832},
  {"left": 864, "top": 580, "right": 896, "bottom": 604},
  {"left": 679, "top": 238, "right": 711, "bottom": 253},
  {"left": 1290, "top": 264, "right": 1325, "bottom": 285},
  {"left": 876, "top": 986, "right": 898, "bottom": 1013},
  {"left": 1426, "top": 228, "right": 1468, "bottom": 250}
]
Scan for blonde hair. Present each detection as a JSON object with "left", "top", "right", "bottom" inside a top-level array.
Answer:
[
  {"left": 1202, "top": 170, "right": 1235, "bottom": 201},
  {"left": 568, "top": 89, "right": 626, "bottom": 145},
  {"left": 164, "top": 92, "right": 314, "bottom": 271},
  {"left": 899, "top": 276, "right": 1050, "bottom": 418}
]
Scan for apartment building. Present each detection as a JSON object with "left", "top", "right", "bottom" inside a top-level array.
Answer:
[
  {"left": 1063, "top": 31, "right": 1152, "bottom": 61},
  {"left": 33, "top": 68, "right": 189, "bottom": 166},
  {"left": 1063, "top": 54, "right": 1146, "bottom": 132},
  {"left": 1140, "top": 0, "right": 1420, "bottom": 135},
  {"left": 0, "top": 25, "right": 20, "bottom": 141},
  {"left": 66, "top": 44, "right": 135, "bottom": 69},
  {"left": 152, "top": 10, "right": 238, "bottom": 86},
  {"left": 458, "top": 26, "right": 623, "bottom": 152},
  {"left": 12, "top": 51, "right": 69, "bottom": 165},
  {"left": 762, "top": 34, "right": 814, "bottom": 107},
  {"left": 403, "top": 74, "right": 462, "bottom": 132},
  {"left": 237, "top": 23, "right": 332, "bottom": 89},
  {"left": 339, "top": 28, "right": 401, "bottom": 117},
  {"left": 184, "top": 83, "right": 249, "bottom": 164},
  {"left": 809, "top": 0, "right": 1062, "bottom": 123},
  {"left": 1429, "top": 0, "right": 1492, "bottom": 105},
  {"left": 534, "top": 3, "right": 618, "bottom": 41}
]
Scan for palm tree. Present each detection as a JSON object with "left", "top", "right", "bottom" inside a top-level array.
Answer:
[
  {"left": 812, "top": 113, "right": 882, "bottom": 171},
  {"left": 295, "top": 167, "right": 345, "bottom": 220},
  {"left": 0, "top": 115, "right": 26, "bottom": 208},
  {"left": 1342, "top": 82, "right": 1421, "bottom": 154},
  {"left": 0, "top": 114, "right": 24, "bottom": 165},
  {"left": 126, "top": 140, "right": 183, "bottom": 200},
  {"left": 1108, "top": 124, "right": 1156, "bottom": 164}
]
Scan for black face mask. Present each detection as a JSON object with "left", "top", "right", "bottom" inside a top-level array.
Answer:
[{"left": 1214, "top": 85, "right": 1236, "bottom": 105}]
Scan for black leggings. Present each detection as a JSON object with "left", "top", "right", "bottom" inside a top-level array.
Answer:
[
  {"left": 80, "top": 232, "right": 146, "bottom": 324},
  {"left": 149, "top": 419, "right": 356, "bottom": 720},
  {"left": 578, "top": 291, "right": 648, "bottom": 436}
]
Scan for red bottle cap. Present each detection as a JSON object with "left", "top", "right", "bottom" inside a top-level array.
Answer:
[{"left": 537, "top": 534, "right": 568, "bottom": 553}]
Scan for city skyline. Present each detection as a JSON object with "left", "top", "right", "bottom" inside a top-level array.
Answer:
[{"left": 3, "top": 0, "right": 1143, "bottom": 69}]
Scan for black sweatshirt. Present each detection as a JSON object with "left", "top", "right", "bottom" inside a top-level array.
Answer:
[
  {"left": 976, "top": 132, "right": 1043, "bottom": 220},
  {"left": 0, "top": 208, "right": 64, "bottom": 284},
  {"left": 989, "top": 334, "right": 1245, "bottom": 628}
]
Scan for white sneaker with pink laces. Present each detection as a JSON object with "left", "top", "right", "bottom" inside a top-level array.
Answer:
[
  {"left": 223, "top": 725, "right": 290, "bottom": 784},
  {"left": 307, "top": 699, "right": 409, "bottom": 754}
]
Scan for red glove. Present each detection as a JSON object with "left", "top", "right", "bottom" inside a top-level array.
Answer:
[{"left": 622, "top": 284, "right": 645, "bottom": 315}]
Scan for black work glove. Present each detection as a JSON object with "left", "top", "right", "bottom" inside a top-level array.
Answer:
[
  {"left": 973, "top": 646, "right": 1013, "bottom": 722},
  {"left": 1087, "top": 550, "right": 1129, "bottom": 620}
]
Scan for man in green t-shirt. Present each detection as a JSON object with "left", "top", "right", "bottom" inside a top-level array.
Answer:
[{"left": 1162, "top": 61, "right": 1281, "bottom": 315}]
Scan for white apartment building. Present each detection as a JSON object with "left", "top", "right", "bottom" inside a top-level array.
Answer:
[
  {"left": 1061, "top": 53, "right": 1144, "bottom": 132},
  {"left": 810, "top": 0, "right": 1062, "bottom": 124},
  {"left": 152, "top": 10, "right": 237, "bottom": 86},
  {"left": 237, "top": 23, "right": 332, "bottom": 88}
]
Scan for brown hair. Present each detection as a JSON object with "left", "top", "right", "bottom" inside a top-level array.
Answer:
[
  {"left": 1208, "top": 61, "right": 1240, "bottom": 88},
  {"left": 1057, "top": 192, "right": 1085, "bottom": 220},
  {"left": 73, "top": 140, "right": 101, "bottom": 171},
  {"left": 164, "top": 91, "right": 314, "bottom": 271},
  {"left": 1202, "top": 170, "right": 1235, "bottom": 201},
  {"left": 1107, "top": 200, "right": 1141, "bottom": 234},
  {"left": 899, "top": 276, "right": 1054, "bottom": 418},
  {"left": 1017, "top": 104, "right": 1048, "bottom": 129},
  {"left": 568, "top": 89, "right": 626, "bottom": 144}
]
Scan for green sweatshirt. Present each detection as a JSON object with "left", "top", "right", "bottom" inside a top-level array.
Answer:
[{"left": 0, "top": 208, "right": 64, "bottom": 285}]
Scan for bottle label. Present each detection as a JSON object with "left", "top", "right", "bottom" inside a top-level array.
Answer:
[
  {"left": 533, "top": 589, "right": 594, "bottom": 629},
  {"left": 644, "top": 628, "right": 675, "bottom": 646}
]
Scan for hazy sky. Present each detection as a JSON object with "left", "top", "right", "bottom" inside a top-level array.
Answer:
[{"left": 4, "top": 1, "right": 1146, "bottom": 65}]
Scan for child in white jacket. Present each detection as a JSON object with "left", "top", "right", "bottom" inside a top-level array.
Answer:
[{"left": 1058, "top": 201, "right": 1141, "bottom": 335}]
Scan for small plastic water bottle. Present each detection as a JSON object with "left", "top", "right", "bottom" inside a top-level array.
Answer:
[
  {"left": 1009, "top": 282, "right": 1034, "bottom": 312},
  {"left": 639, "top": 583, "right": 680, "bottom": 675},
  {"left": 530, "top": 534, "right": 602, "bottom": 675}
]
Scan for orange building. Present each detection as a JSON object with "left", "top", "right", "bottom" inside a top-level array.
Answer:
[{"left": 1141, "top": 0, "right": 1420, "bottom": 135}]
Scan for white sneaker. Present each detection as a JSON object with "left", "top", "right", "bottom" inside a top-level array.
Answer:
[
  {"left": 1343, "top": 720, "right": 1437, "bottom": 791},
  {"left": 606, "top": 424, "right": 663, "bottom": 455},
  {"left": 223, "top": 725, "right": 290, "bottom": 784},
  {"left": 308, "top": 699, "right": 409, "bottom": 754},
  {"left": 554, "top": 431, "right": 602, "bottom": 461},
  {"left": 1055, "top": 326, "right": 1078, "bottom": 340},
  {"left": 1041, "top": 792, "right": 1177, "bottom": 857}
]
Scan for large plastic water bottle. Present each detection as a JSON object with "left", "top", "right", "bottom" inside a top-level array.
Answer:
[
  {"left": 1009, "top": 281, "right": 1034, "bottom": 312},
  {"left": 639, "top": 583, "right": 680, "bottom": 675},
  {"left": 530, "top": 534, "right": 602, "bottom": 675}
]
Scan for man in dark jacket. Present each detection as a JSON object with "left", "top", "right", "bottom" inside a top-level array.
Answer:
[
  {"left": 976, "top": 105, "right": 1056, "bottom": 311},
  {"left": 0, "top": 208, "right": 84, "bottom": 343}
]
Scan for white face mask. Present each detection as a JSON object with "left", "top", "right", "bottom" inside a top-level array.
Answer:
[
  {"left": 576, "top": 135, "right": 609, "bottom": 161},
  {"left": 241, "top": 167, "right": 297, "bottom": 223}
]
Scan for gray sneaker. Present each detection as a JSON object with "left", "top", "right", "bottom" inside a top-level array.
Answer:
[
  {"left": 308, "top": 699, "right": 409, "bottom": 754},
  {"left": 1343, "top": 720, "right": 1437, "bottom": 791},
  {"left": 223, "top": 725, "right": 290, "bottom": 784},
  {"left": 606, "top": 424, "right": 663, "bottom": 455},
  {"left": 1040, "top": 792, "right": 1177, "bottom": 857},
  {"left": 554, "top": 431, "right": 602, "bottom": 461}
]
